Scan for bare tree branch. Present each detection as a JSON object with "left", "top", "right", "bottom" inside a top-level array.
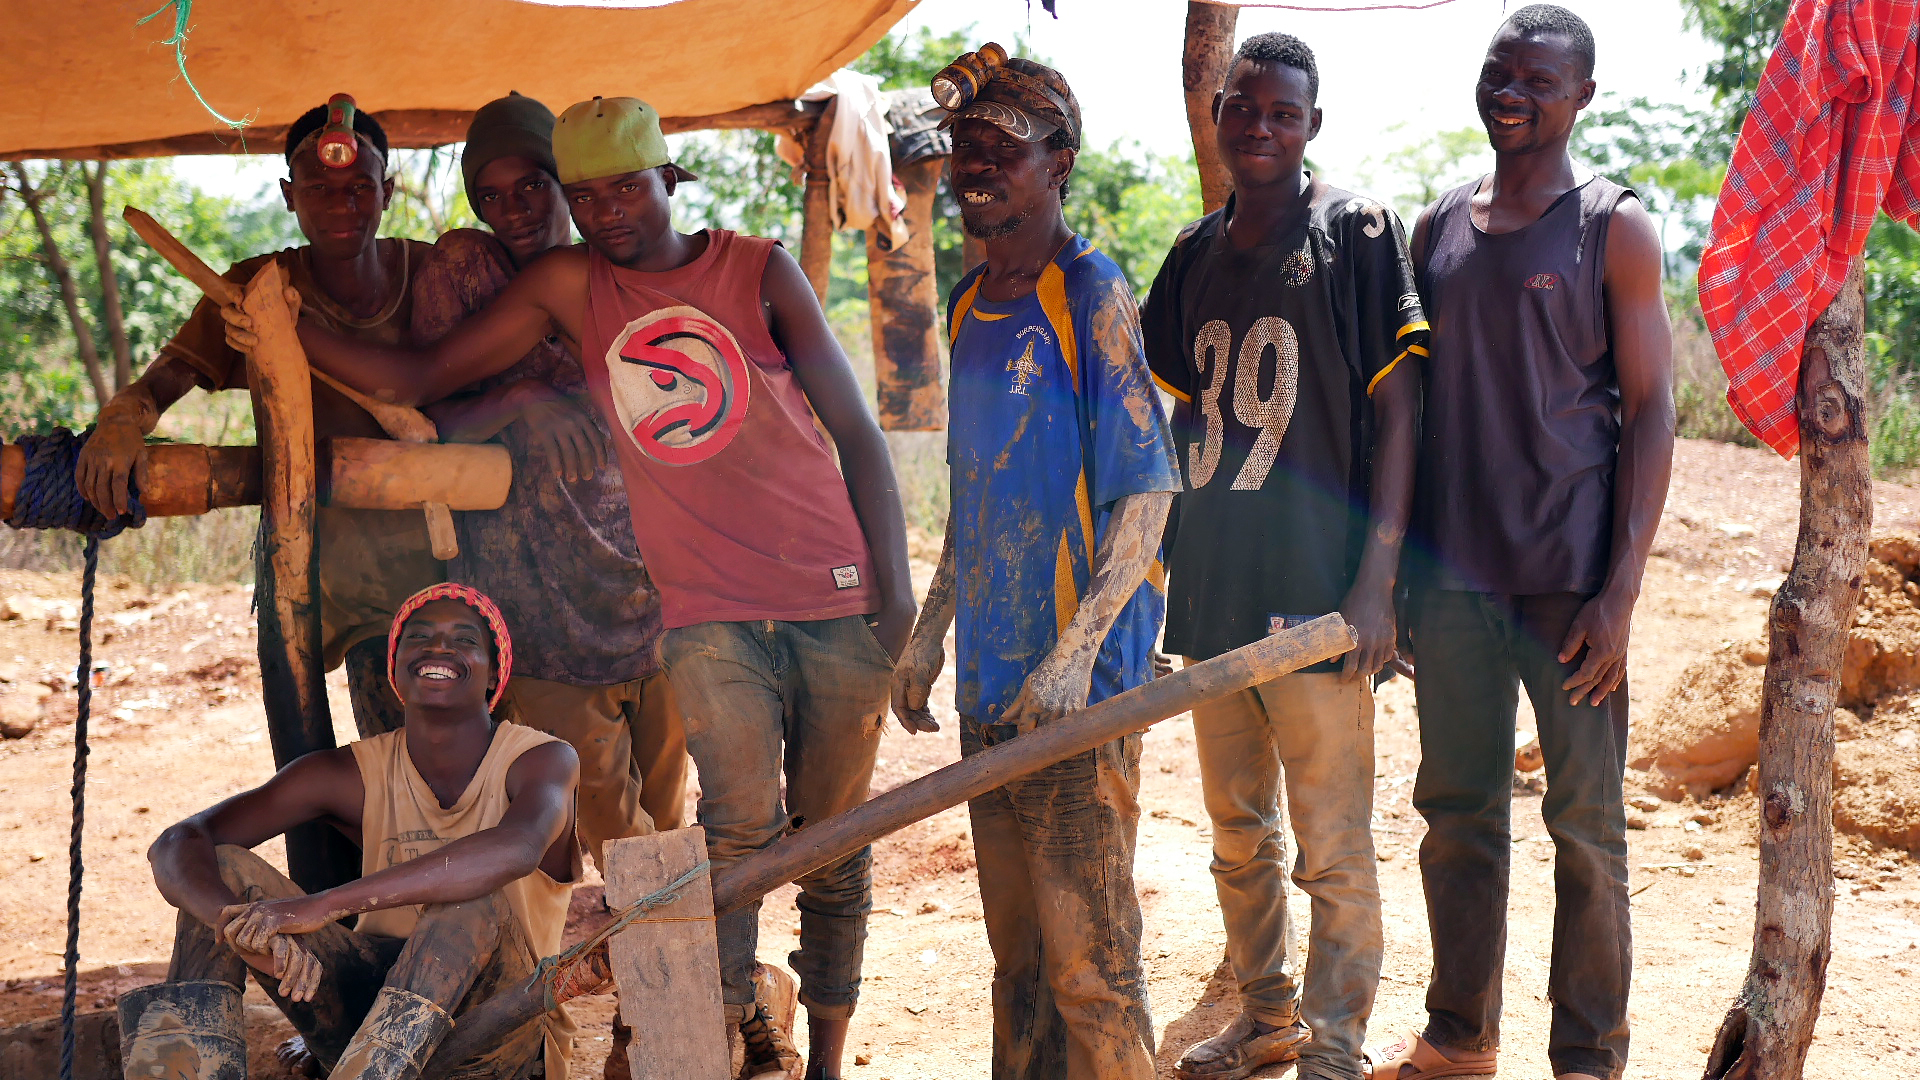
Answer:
[
  {"left": 86, "top": 161, "right": 133, "bottom": 392},
  {"left": 10, "top": 161, "right": 110, "bottom": 407}
]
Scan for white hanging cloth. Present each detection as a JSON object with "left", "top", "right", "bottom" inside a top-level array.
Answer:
[{"left": 778, "top": 68, "right": 910, "bottom": 251}]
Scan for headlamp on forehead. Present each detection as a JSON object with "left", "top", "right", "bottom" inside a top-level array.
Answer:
[
  {"left": 317, "top": 93, "right": 361, "bottom": 169},
  {"left": 931, "top": 42, "right": 1009, "bottom": 112}
]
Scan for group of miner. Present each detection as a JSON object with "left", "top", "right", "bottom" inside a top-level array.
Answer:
[{"left": 85, "top": 5, "right": 1675, "bottom": 1080}]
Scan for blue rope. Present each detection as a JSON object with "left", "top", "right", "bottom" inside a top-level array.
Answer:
[{"left": 7, "top": 428, "right": 146, "bottom": 1080}]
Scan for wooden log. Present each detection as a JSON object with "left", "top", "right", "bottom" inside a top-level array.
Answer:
[
  {"left": 604, "top": 828, "right": 728, "bottom": 1080},
  {"left": 798, "top": 99, "right": 840, "bottom": 305},
  {"left": 1182, "top": 1, "right": 1239, "bottom": 215},
  {"left": 423, "top": 614, "right": 1355, "bottom": 1069},
  {"left": 867, "top": 157, "right": 946, "bottom": 432},
  {"left": 321, "top": 439, "right": 511, "bottom": 511},
  {"left": 135, "top": 444, "right": 261, "bottom": 516},
  {"left": 1703, "top": 260, "right": 1865, "bottom": 1080},
  {"left": 6, "top": 101, "right": 820, "bottom": 162},
  {"left": 242, "top": 259, "right": 353, "bottom": 893}
]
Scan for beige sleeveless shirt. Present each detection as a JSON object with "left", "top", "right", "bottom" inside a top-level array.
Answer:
[{"left": 351, "top": 724, "right": 578, "bottom": 1078}]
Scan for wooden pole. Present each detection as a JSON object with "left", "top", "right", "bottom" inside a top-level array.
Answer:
[
  {"left": 798, "top": 99, "right": 840, "bottom": 306},
  {"left": 421, "top": 614, "right": 1355, "bottom": 1075},
  {"left": 866, "top": 157, "right": 946, "bottom": 431},
  {"left": 242, "top": 260, "right": 355, "bottom": 893},
  {"left": 1183, "top": 1, "right": 1239, "bottom": 215},
  {"left": 1703, "top": 259, "right": 1866, "bottom": 1080}
]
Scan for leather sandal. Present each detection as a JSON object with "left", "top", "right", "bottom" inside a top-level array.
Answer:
[
  {"left": 1174, "top": 1011, "right": 1312, "bottom": 1080},
  {"left": 1364, "top": 1030, "right": 1497, "bottom": 1080}
]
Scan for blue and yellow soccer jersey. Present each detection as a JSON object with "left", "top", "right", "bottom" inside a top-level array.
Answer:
[{"left": 945, "top": 234, "right": 1180, "bottom": 723}]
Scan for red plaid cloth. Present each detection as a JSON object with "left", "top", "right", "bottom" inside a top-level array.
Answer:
[{"left": 1698, "top": 0, "right": 1920, "bottom": 457}]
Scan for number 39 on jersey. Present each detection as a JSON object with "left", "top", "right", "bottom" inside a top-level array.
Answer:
[{"left": 1186, "top": 316, "right": 1300, "bottom": 492}]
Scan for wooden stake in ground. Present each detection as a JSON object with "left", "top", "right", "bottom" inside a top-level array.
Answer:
[
  {"left": 1704, "top": 259, "right": 1867, "bottom": 1080},
  {"left": 1182, "top": 1, "right": 1238, "bottom": 215},
  {"left": 799, "top": 99, "right": 840, "bottom": 306},
  {"left": 867, "top": 156, "right": 946, "bottom": 431}
]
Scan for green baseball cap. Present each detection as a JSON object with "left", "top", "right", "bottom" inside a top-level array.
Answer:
[{"left": 552, "top": 96, "right": 699, "bottom": 186}]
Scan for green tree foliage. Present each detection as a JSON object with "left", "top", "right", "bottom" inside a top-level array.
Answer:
[
  {"left": 1360, "top": 125, "right": 1489, "bottom": 222},
  {"left": 1677, "top": 0, "right": 1786, "bottom": 133}
]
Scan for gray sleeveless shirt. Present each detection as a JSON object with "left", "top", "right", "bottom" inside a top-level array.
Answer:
[{"left": 1410, "top": 175, "right": 1634, "bottom": 595}]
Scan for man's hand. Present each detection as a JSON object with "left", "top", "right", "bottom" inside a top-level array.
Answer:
[
  {"left": 1558, "top": 588, "right": 1633, "bottom": 706},
  {"left": 219, "top": 285, "right": 302, "bottom": 353},
  {"left": 75, "top": 412, "right": 146, "bottom": 518},
  {"left": 890, "top": 625, "right": 945, "bottom": 734},
  {"left": 869, "top": 594, "right": 916, "bottom": 663},
  {"left": 218, "top": 896, "right": 333, "bottom": 1002},
  {"left": 1338, "top": 580, "right": 1397, "bottom": 682},
  {"left": 516, "top": 388, "right": 609, "bottom": 484},
  {"left": 1000, "top": 648, "right": 1096, "bottom": 734}
]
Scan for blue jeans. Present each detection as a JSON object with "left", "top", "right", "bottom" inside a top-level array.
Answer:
[
  {"left": 1409, "top": 590, "right": 1631, "bottom": 1080},
  {"left": 660, "top": 615, "right": 892, "bottom": 1019}
]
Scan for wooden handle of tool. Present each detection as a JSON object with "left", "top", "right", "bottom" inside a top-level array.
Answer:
[
  {"left": 423, "top": 502, "right": 459, "bottom": 559},
  {"left": 422, "top": 614, "right": 1354, "bottom": 1076},
  {"left": 124, "top": 205, "right": 441, "bottom": 445}
]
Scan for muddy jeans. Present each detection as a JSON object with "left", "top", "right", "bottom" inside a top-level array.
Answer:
[
  {"left": 502, "top": 672, "right": 690, "bottom": 868},
  {"left": 163, "top": 845, "right": 549, "bottom": 1079},
  {"left": 660, "top": 615, "right": 892, "bottom": 1019},
  {"left": 1408, "top": 590, "right": 1631, "bottom": 1080},
  {"left": 964, "top": 719, "right": 1155, "bottom": 1080},
  {"left": 1189, "top": 670, "right": 1382, "bottom": 1080}
]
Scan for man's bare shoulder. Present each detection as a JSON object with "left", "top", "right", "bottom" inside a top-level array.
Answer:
[{"left": 504, "top": 738, "right": 579, "bottom": 796}]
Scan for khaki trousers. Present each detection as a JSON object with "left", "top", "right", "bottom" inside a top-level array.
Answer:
[
  {"left": 1189, "top": 669, "right": 1382, "bottom": 1080},
  {"left": 501, "top": 672, "right": 689, "bottom": 869}
]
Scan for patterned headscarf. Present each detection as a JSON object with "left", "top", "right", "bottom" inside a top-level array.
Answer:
[{"left": 386, "top": 583, "right": 514, "bottom": 710}]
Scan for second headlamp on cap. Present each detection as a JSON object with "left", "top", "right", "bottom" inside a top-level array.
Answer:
[{"left": 931, "top": 42, "right": 1009, "bottom": 112}]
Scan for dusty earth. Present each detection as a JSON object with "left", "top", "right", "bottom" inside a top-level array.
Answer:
[{"left": 4, "top": 435, "right": 1920, "bottom": 1078}]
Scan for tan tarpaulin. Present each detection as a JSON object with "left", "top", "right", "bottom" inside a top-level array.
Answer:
[{"left": 4, "top": 0, "right": 917, "bottom": 159}]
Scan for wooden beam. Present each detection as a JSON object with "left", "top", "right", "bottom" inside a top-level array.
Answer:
[
  {"left": 1704, "top": 259, "right": 1865, "bottom": 1080},
  {"left": 867, "top": 157, "right": 946, "bottom": 431},
  {"left": 605, "top": 829, "right": 728, "bottom": 1080},
  {"left": 799, "top": 98, "right": 840, "bottom": 305},
  {"left": 1182, "top": 1, "right": 1238, "bottom": 214},
  {"left": 1, "top": 100, "right": 821, "bottom": 161}
]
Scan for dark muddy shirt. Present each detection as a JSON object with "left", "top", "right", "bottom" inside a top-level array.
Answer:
[
  {"left": 1143, "top": 181, "right": 1427, "bottom": 663},
  {"left": 411, "top": 229, "right": 661, "bottom": 684},
  {"left": 1410, "top": 175, "right": 1634, "bottom": 595}
]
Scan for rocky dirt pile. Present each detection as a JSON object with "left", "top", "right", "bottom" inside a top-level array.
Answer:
[{"left": 1632, "top": 535, "right": 1920, "bottom": 851}]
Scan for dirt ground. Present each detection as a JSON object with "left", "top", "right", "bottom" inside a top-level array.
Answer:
[{"left": 5, "top": 435, "right": 1920, "bottom": 1078}]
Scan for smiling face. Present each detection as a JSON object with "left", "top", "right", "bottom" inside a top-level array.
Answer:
[
  {"left": 472, "top": 156, "right": 571, "bottom": 267},
  {"left": 391, "top": 599, "right": 494, "bottom": 711},
  {"left": 562, "top": 167, "right": 676, "bottom": 265},
  {"left": 950, "top": 117, "right": 1072, "bottom": 241},
  {"left": 1213, "top": 59, "right": 1321, "bottom": 194},
  {"left": 280, "top": 148, "right": 393, "bottom": 262},
  {"left": 1476, "top": 27, "right": 1594, "bottom": 156}
]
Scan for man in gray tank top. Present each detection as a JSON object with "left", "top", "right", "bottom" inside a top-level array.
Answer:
[{"left": 1368, "top": 8, "right": 1673, "bottom": 1080}]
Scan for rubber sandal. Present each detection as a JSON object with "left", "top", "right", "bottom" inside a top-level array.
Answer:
[{"left": 1364, "top": 1029, "right": 1497, "bottom": 1080}]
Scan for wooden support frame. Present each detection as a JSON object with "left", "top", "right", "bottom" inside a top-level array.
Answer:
[
  {"left": 867, "top": 156, "right": 946, "bottom": 431},
  {"left": 1182, "top": 1, "right": 1239, "bottom": 215},
  {"left": 798, "top": 98, "right": 841, "bottom": 305},
  {"left": 1704, "top": 261, "right": 1865, "bottom": 1079}
]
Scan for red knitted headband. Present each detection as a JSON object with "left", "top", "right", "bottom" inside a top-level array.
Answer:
[{"left": 387, "top": 583, "right": 514, "bottom": 710}]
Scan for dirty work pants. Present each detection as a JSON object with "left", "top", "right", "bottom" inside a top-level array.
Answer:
[
  {"left": 159, "top": 845, "right": 548, "bottom": 1080},
  {"left": 660, "top": 615, "right": 892, "bottom": 1020},
  {"left": 1408, "top": 590, "right": 1631, "bottom": 1080},
  {"left": 1189, "top": 669, "right": 1382, "bottom": 1080},
  {"left": 963, "top": 719, "right": 1155, "bottom": 1080},
  {"left": 502, "top": 672, "right": 690, "bottom": 868}
]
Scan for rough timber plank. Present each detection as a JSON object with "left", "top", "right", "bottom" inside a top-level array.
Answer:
[{"left": 605, "top": 828, "right": 728, "bottom": 1080}]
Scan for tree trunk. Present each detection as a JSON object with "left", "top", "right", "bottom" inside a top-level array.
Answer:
[
  {"left": 798, "top": 99, "right": 840, "bottom": 306},
  {"left": 1703, "top": 259, "right": 1866, "bottom": 1080},
  {"left": 85, "top": 162, "right": 133, "bottom": 393},
  {"left": 1183, "top": 1, "right": 1238, "bottom": 214},
  {"left": 10, "top": 162, "right": 110, "bottom": 407}
]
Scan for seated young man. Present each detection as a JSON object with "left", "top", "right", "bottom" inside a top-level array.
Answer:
[
  {"left": 76, "top": 96, "right": 439, "bottom": 739},
  {"left": 129, "top": 584, "right": 581, "bottom": 1080},
  {"left": 224, "top": 96, "right": 915, "bottom": 1080}
]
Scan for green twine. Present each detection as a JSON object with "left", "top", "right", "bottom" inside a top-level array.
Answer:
[{"left": 137, "top": 0, "right": 253, "bottom": 131}]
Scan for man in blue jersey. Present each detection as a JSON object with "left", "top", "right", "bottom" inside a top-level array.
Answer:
[{"left": 891, "top": 49, "right": 1179, "bottom": 1080}]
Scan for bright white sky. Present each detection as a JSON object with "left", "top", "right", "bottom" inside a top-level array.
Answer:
[{"left": 175, "top": 0, "right": 1720, "bottom": 201}]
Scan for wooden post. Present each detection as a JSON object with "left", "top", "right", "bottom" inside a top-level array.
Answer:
[
  {"left": 1704, "top": 260, "right": 1866, "bottom": 1080},
  {"left": 799, "top": 99, "right": 840, "bottom": 306},
  {"left": 867, "top": 157, "right": 946, "bottom": 431},
  {"left": 605, "top": 828, "right": 728, "bottom": 1079},
  {"left": 242, "top": 261, "right": 355, "bottom": 892},
  {"left": 1183, "top": 1, "right": 1238, "bottom": 214}
]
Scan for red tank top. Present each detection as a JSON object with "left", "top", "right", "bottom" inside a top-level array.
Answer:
[{"left": 581, "top": 231, "right": 877, "bottom": 628}]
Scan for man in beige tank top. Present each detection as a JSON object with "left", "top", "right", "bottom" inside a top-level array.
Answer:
[{"left": 128, "top": 584, "right": 583, "bottom": 1080}]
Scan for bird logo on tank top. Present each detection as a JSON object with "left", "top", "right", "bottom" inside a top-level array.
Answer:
[{"left": 605, "top": 305, "right": 753, "bottom": 466}]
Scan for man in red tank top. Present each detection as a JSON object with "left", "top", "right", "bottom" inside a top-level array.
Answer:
[{"left": 243, "top": 96, "right": 917, "bottom": 1080}]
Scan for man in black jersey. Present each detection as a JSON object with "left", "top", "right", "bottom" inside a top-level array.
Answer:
[{"left": 1142, "top": 32, "right": 1424, "bottom": 1080}]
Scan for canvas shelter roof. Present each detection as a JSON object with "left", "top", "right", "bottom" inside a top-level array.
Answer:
[{"left": 2, "top": 0, "right": 917, "bottom": 159}]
